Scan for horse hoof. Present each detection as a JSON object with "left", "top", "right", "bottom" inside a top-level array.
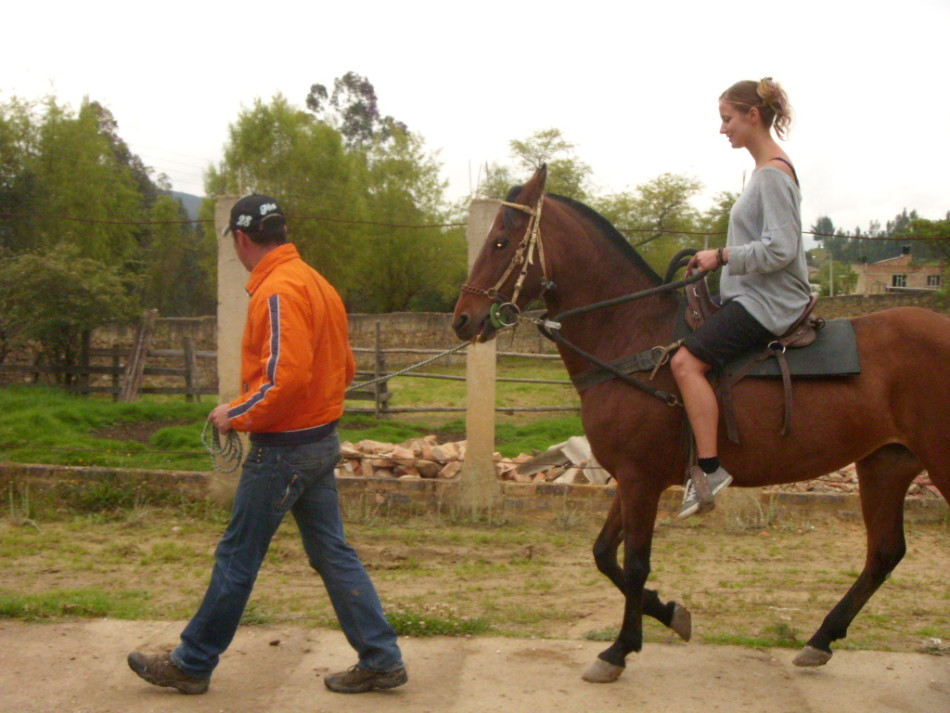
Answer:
[
  {"left": 671, "top": 604, "right": 692, "bottom": 642},
  {"left": 582, "top": 657, "right": 625, "bottom": 683},
  {"left": 793, "top": 645, "right": 832, "bottom": 667}
]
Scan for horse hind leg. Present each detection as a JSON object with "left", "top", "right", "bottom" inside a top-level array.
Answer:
[
  {"left": 593, "top": 498, "right": 691, "bottom": 642},
  {"left": 795, "top": 444, "right": 921, "bottom": 667}
]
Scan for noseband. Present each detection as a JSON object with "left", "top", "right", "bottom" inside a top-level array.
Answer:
[{"left": 460, "top": 194, "right": 553, "bottom": 329}]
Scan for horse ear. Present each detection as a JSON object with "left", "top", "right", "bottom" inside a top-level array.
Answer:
[{"left": 516, "top": 163, "right": 548, "bottom": 208}]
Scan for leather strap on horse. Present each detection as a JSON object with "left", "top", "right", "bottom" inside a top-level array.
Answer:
[
  {"left": 718, "top": 343, "right": 794, "bottom": 444},
  {"left": 549, "top": 328, "right": 683, "bottom": 406}
]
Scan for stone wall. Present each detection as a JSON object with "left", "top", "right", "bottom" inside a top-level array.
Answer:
[{"left": 92, "top": 316, "right": 217, "bottom": 351}]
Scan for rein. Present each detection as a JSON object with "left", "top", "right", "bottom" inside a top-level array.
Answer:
[
  {"left": 537, "top": 271, "right": 706, "bottom": 408},
  {"left": 463, "top": 196, "right": 708, "bottom": 407}
]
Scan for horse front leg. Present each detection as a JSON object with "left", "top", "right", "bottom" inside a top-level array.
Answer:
[
  {"left": 584, "top": 482, "right": 661, "bottom": 683},
  {"left": 593, "top": 497, "right": 691, "bottom": 641}
]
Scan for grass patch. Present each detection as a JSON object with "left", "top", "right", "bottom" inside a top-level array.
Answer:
[
  {"left": 386, "top": 606, "right": 491, "bottom": 637},
  {"left": 0, "top": 588, "right": 151, "bottom": 620},
  {"left": 0, "top": 383, "right": 582, "bottom": 471},
  {"left": 703, "top": 622, "right": 801, "bottom": 649}
]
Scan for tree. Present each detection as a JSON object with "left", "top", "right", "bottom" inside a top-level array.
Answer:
[
  {"left": 138, "top": 195, "right": 215, "bottom": 316},
  {"left": 306, "top": 71, "right": 407, "bottom": 150},
  {"left": 476, "top": 128, "right": 592, "bottom": 201},
  {"left": 209, "top": 79, "right": 464, "bottom": 313},
  {"left": 0, "top": 245, "right": 135, "bottom": 380},
  {"left": 593, "top": 173, "right": 705, "bottom": 274},
  {"left": 0, "top": 96, "right": 149, "bottom": 263},
  {"left": 352, "top": 129, "right": 466, "bottom": 312},
  {"left": 205, "top": 94, "right": 366, "bottom": 297},
  {"left": 905, "top": 215, "right": 950, "bottom": 291},
  {"left": 810, "top": 248, "right": 858, "bottom": 297}
]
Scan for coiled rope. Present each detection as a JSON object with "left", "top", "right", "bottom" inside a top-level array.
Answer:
[{"left": 201, "top": 419, "right": 244, "bottom": 473}]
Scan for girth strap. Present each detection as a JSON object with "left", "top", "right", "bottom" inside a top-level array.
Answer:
[{"left": 570, "top": 349, "right": 663, "bottom": 392}]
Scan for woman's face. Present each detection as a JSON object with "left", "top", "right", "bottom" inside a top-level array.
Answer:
[{"left": 719, "top": 99, "right": 756, "bottom": 149}]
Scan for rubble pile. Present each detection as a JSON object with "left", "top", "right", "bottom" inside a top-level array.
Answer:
[
  {"left": 336, "top": 435, "right": 938, "bottom": 497},
  {"left": 336, "top": 435, "right": 610, "bottom": 485}
]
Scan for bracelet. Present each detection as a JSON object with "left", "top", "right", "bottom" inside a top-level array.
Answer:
[{"left": 716, "top": 246, "right": 727, "bottom": 267}]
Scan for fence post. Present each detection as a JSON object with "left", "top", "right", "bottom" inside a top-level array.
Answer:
[
  {"left": 78, "top": 330, "right": 91, "bottom": 395},
  {"left": 183, "top": 336, "right": 197, "bottom": 403},
  {"left": 119, "top": 309, "right": 157, "bottom": 402},
  {"left": 459, "top": 199, "right": 500, "bottom": 515},
  {"left": 373, "top": 320, "right": 389, "bottom": 418},
  {"left": 215, "top": 196, "right": 250, "bottom": 480},
  {"left": 110, "top": 350, "right": 121, "bottom": 401},
  {"left": 216, "top": 197, "right": 244, "bottom": 407}
]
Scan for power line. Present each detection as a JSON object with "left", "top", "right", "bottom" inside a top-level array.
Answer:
[
  {"left": 0, "top": 211, "right": 947, "bottom": 241},
  {"left": 0, "top": 211, "right": 467, "bottom": 230}
]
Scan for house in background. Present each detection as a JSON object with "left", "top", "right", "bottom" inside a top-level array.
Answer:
[{"left": 852, "top": 246, "right": 944, "bottom": 296}]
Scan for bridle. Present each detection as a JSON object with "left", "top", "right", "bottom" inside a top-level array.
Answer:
[
  {"left": 460, "top": 194, "right": 553, "bottom": 329},
  {"left": 459, "top": 194, "right": 708, "bottom": 407}
]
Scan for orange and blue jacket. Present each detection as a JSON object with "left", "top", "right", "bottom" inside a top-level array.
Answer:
[{"left": 226, "top": 243, "right": 354, "bottom": 441}]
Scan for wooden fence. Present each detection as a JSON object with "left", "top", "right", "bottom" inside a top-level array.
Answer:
[
  {"left": 0, "top": 317, "right": 575, "bottom": 416},
  {"left": 0, "top": 340, "right": 216, "bottom": 401}
]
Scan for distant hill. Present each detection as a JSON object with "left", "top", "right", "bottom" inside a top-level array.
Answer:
[{"left": 171, "top": 191, "right": 203, "bottom": 221}]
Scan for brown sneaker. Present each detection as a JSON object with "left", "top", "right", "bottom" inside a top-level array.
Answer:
[
  {"left": 324, "top": 664, "right": 408, "bottom": 693},
  {"left": 127, "top": 651, "right": 209, "bottom": 695}
]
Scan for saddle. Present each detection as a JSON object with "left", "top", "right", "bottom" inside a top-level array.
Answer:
[{"left": 685, "top": 273, "right": 823, "bottom": 443}]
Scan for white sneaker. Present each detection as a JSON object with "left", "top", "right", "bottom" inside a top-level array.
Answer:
[{"left": 677, "top": 467, "right": 733, "bottom": 519}]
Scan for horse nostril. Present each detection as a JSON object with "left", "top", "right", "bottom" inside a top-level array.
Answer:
[{"left": 452, "top": 314, "right": 469, "bottom": 336}]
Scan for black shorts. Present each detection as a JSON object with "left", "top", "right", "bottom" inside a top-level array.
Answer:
[{"left": 681, "top": 300, "right": 773, "bottom": 370}]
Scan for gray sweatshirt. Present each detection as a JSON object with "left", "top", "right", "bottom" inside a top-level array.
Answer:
[{"left": 720, "top": 167, "right": 811, "bottom": 335}]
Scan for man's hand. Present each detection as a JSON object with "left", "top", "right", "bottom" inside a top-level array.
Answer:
[{"left": 209, "top": 404, "right": 233, "bottom": 433}]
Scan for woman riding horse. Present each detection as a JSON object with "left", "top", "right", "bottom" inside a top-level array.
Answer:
[{"left": 672, "top": 77, "right": 811, "bottom": 519}]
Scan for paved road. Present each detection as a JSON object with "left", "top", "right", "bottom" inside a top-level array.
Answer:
[{"left": 1, "top": 620, "right": 947, "bottom": 713}]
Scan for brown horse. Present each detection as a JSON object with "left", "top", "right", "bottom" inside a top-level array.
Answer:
[{"left": 452, "top": 166, "right": 950, "bottom": 683}]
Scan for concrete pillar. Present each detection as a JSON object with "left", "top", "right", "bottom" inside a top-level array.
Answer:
[
  {"left": 459, "top": 200, "right": 500, "bottom": 514},
  {"left": 215, "top": 197, "right": 245, "bottom": 404}
]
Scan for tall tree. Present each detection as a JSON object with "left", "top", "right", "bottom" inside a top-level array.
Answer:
[
  {"left": 352, "top": 129, "right": 465, "bottom": 312},
  {"left": 476, "top": 128, "right": 593, "bottom": 201},
  {"left": 0, "top": 97, "right": 148, "bottom": 262},
  {"left": 306, "top": 71, "right": 407, "bottom": 150},
  {"left": 205, "top": 94, "right": 366, "bottom": 297},
  {"left": 138, "top": 195, "right": 215, "bottom": 316}
]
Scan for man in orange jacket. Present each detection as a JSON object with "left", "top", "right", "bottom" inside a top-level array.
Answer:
[{"left": 128, "top": 194, "right": 406, "bottom": 695}]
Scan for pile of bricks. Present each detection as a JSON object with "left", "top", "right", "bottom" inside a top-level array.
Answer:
[
  {"left": 335, "top": 434, "right": 609, "bottom": 485},
  {"left": 336, "top": 435, "right": 938, "bottom": 497}
]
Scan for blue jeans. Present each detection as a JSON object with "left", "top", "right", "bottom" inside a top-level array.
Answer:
[{"left": 171, "top": 432, "right": 403, "bottom": 679}]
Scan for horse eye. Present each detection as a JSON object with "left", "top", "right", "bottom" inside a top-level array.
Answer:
[{"left": 493, "top": 237, "right": 509, "bottom": 250}]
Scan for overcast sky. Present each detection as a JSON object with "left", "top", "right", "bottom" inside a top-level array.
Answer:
[{"left": 5, "top": 0, "right": 949, "bottom": 244}]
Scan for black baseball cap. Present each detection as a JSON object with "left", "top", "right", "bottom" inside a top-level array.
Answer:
[{"left": 223, "top": 194, "right": 286, "bottom": 236}]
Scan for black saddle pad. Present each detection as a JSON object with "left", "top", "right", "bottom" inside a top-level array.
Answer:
[{"left": 723, "top": 318, "right": 861, "bottom": 379}]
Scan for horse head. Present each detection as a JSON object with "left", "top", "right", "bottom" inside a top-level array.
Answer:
[{"left": 452, "top": 166, "right": 551, "bottom": 342}]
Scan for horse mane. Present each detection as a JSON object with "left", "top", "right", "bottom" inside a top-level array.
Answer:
[
  {"left": 545, "top": 192, "right": 664, "bottom": 285},
  {"left": 503, "top": 185, "right": 662, "bottom": 285}
]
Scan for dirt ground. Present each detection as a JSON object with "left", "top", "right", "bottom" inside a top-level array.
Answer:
[
  {"left": 0, "top": 619, "right": 948, "bottom": 713},
  {"left": 1, "top": 497, "right": 948, "bottom": 712}
]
